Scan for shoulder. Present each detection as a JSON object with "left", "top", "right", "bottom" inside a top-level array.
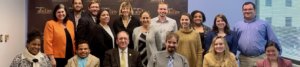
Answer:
[
  {"left": 46, "top": 20, "right": 56, "bottom": 25},
  {"left": 256, "top": 59, "right": 265, "bottom": 66},
  {"left": 282, "top": 58, "right": 293, "bottom": 65},
  {"left": 89, "top": 54, "right": 100, "bottom": 61},
  {"left": 204, "top": 53, "right": 214, "bottom": 59},
  {"left": 105, "top": 48, "right": 117, "bottom": 54},
  {"left": 128, "top": 49, "right": 139, "bottom": 54}
]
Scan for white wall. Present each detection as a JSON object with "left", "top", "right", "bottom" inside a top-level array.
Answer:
[{"left": 0, "top": 0, "right": 26, "bottom": 66}]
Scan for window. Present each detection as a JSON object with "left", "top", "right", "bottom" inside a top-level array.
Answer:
[
  {"left": 286, "top": 0, "right": 292, "bottom": 7},
  {"left": 265, "top": 0, "right": 272, "bottom": 6},
  {"left": 265, "top": 17, "right": 272, "bottom": 24},
  {"left": 285, "top": 17, "right": 292, "bottom": 27}
]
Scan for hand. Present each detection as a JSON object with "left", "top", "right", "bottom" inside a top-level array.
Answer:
[{"left": 51, "top": 59, "right": 56, "bottom": 67}]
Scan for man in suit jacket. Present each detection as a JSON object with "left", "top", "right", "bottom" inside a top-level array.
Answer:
[
  {"left": 66, "top": 40, "right": 100, "bottom": 67},
  {"left": 103, "top": 31, "right": 142, "bottom": 67},
  {"left": 68, "top": 0, "right": 86, "bottom": 30}
]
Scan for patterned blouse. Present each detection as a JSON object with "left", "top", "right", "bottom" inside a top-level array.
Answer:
[{"left": 10, "top": 51, "right": 52, "bottom": 67}]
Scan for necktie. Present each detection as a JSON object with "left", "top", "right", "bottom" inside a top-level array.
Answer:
[
  {"left": 168, "top": 56, "right": 174, "bottom": 67},
  {"left": 120, "top": 50, "right": 126, "bottom": 67}
]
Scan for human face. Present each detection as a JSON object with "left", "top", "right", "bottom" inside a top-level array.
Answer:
[
  {"left": 243, "top": 4, "right": 256, "bottom": 20},
  {"left": 116, "top": 32, "right": 129, "bottom": 49},
  {"left": 157, "top": 4, "right": 168, "bottom": 17},
  {"left": 165, "top": 37, "right": 177, "bottom": 53},
  {"left": 193, "top": 13, "right": 203, "bottom": 24},
  {"left": 100, "top": 11, "right": 110, "bottom": 24},
  {"left": 180, "top": 15, "right": 190, "bottom": 28},
  {"left": 73, "top": 0, "right": 83, "bottom": 11},
  {"left": 214, "top": 38, "right": 225, "bottom": 53},
  {"left": 27, "top": 38, "right": 41, "bottom": 55},
  {"left": 266, "top": 46, "right": 279, "bottom": 61},
  {"left": 77, "top": 43, "right": 90, "bottom": 58},
  {"left": 88, "top": 3, "right": 100, "bottom": 16},
  {"left": 56, "top": 8, "right": 66, "bottom": 21},
  {"left": 140, "top": 12, "right": 151, "bottom": 27},
  {"left": 215, "top": 17, "right": 226, "bottom": 29},
  {"left": 121, "top": 6, "right": 131, "bottom": 17}
]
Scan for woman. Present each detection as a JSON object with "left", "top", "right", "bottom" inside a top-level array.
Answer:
[
  {"left": 205, "top": 14, "right": 237, "bottom": 55},
  {"left": 91, "top": 9, "right": 115, "bottom": 64},
  {"left": 256, "top": 41, "right": 292, "bottom": 67},
  {"left": 203, "top": 36, "right": 237, "bottom": 67},
  {"left": 132, "top": 11, "right": 158, "bottom": 66},
  {"left": 175, "top": 13, "right": 203, "bottom": 67},
  {"left": 191, "top": 10, "right": 211, "bottom": 54},
  {"left": 44, "top": 4, "right": 75, "bottom": 67},
  {"left": 113, "top": 1, "right": 140, "bottom": 49},
  {"left": 10, "top": 30, "right": 52, "bottom": 67}
]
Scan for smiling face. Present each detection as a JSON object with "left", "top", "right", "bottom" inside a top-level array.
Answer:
[
  {"left": 27, "top": 38, "right": 41, "bottom": 55},
  {"left": 77, "top": 43, "right": 90, "bottom": 58},
  {"left": 99, "top": 10, "right": 110, "bottom": 24},
  {"left": 121, "top": 6, "right": 131, "bottom": 17},
  {"left": 243, "top": 4, "right": 256, "bottom": 20},
  {"left": 56, "top": 8, "right": 66, "bottom": 21},
  {"left": 180, "top": 15, "right": 190, "bottom": 28},
  {"left": 140, "top": 12, "right": 151, "bottom": 27},
  {"left": 165, "top": 37, "right": 177, "bottom": 53},
  {"left": 266, "top": 46, "right": 279, "bottom": 61},
  {"left": 215, "top": 17, "right": 226, "bottom": 30},
  {"left": 73, "top": 0, "right": 83, "bottom": 11},
  {"left": 193, "top": 13, "right": 203, "bottom": 24},
  {"left": 214, "top": 38, "right": 225, "bottom": 53},
  {"left": 157, "top": 4, "right": 168, "bottom": 17},
  {"left": 116, "top": 31, "right": 129, "bottom": 49},
  {"left": 88, "top": 3, "right": 100, "bottom": 16}
]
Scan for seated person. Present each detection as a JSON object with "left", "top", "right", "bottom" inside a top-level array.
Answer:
[
  {"left": 66, "top": 40, "right": 100, "bottom": 67},
  {"left": 203, "top": 36, "right": 237, "bottom": 67},
  {"left": 10, "top": 30, "right": 52, "bottom": 67},
  {"left": 103, "top": 31, "right": 142, "bottom": 67},
  {"left": 147, "top": 32, "right": 189, "bottom": 67},
  {"left": 256, "top": 41, "right": 292, "bottom": 67}
]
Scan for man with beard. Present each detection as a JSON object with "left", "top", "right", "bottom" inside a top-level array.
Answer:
[
  {"left": 69, "top": 0, "right": 86, "bottom": 30},
  {"left": 66, "top": 40, "right": 100, "bottom": 67},
  {"left": 147, "top": 32, "right": 189, "bottom": 67}
]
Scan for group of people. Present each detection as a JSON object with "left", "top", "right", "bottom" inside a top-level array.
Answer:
[{"left": 10, "top": 0, "right": 293, "bottom": 67}]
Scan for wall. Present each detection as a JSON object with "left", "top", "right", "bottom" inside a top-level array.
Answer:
[{"left": 0, "top": 0, "right": 26, "bottom": 67}]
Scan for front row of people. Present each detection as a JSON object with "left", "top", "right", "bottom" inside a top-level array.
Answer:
[{"left": 10, "top": 29, "right": 291, "bottom": 67}]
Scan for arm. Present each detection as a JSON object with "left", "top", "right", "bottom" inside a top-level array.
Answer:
[
  {"left": 202, "top": 55, "right": 208, "bottom": 67},
  {"left": 196, "top": 34, "right": 203, "bottom": 67},
  {"left": 147, "top": 54, "right": 157, "bottom": 67},
  {"left": 43, "top": 21, "right": 56, "bottom": 67},
  {"left": 231, "top": 31, "right": 238, "bottom": 55},
  {"left": 76, "top": 18, "right": 89, "bottom": 41},
  {"left": 103, "top": 51, "right": 112, "bottom": 67},
  {"left": 265, "top": 23, "right": 281, "bottom": 54},
  {"left": 10, "top": 55, "right": 21, "bottom": 67}
]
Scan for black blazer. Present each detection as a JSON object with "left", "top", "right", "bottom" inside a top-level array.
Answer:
[
  {"left": 113, "top": 17, "right": 140, "bottom": 49},
  {"left": 84, "top": 23, "right": 116, "bottom": 67},
  {"left": 103, "top": 48, "right": 142, "bottom": 67},
  {"left": 68, "top": 10, "right": 87, "bottom": 30},
  {"left": 76, "top": 14, "right": 97, "bottom": 42}
]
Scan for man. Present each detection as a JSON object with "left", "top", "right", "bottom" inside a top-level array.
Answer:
[
  {"left": 103, "top": 31, "right": 142, "bottom": 67},
  {"left": 76, "top": 1, "right": 104, "bottom": 66},
  {"left": 77, "top": 1, "right": 100, "bottom": 41},
  {"left": 147, "top": 32, "right": 189, "bottom": 67},
  {"left": 150, "top": 2, "right": 178, "bottom": 51},
  {"left": 66, "top": 40, "right": 100, "bottom": 67},
  {"left": 233, "top": 2, "right": 281, "bottom": 67},
  {"left": 69, "top": 0, "right": 86, "bottom": 30}
]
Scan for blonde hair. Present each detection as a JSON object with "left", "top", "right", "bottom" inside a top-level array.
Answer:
[
  {"left": 119, "top": 1, "right": 134, "bottom": 16},
  {"left": 208, "top": 36, "right": 236, "bottom": 66}
]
